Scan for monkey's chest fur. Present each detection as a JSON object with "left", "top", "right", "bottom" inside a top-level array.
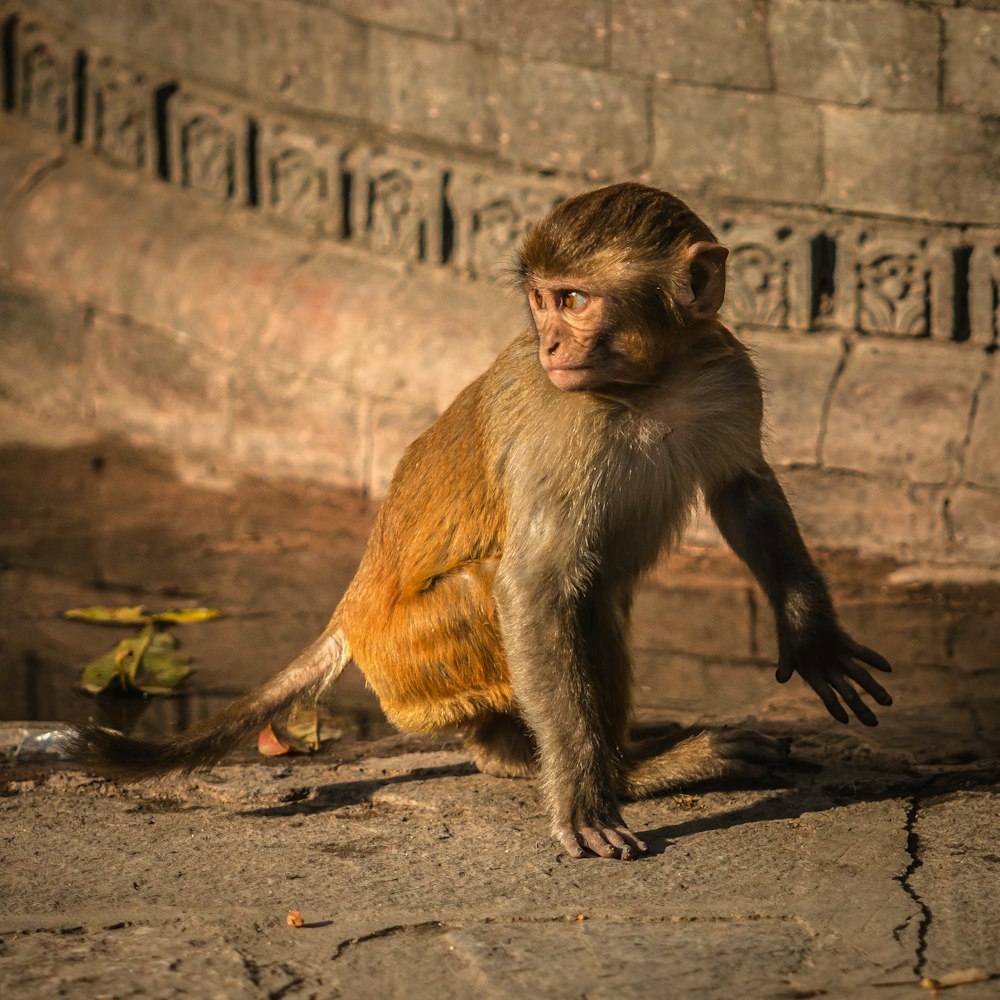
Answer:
[{"left": 335, "top": 333, "right": 760, "bottom": 733}]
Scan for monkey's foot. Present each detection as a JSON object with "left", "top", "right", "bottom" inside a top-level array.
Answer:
[
  {"left": 623, "top": 727, "right": 791, "bottom": 798},
  {"left": 465, "top": 711, "right": 537, "bottom": 779},
  {"left": 557, "top": 819, "right": 648, "bottom": 861}
]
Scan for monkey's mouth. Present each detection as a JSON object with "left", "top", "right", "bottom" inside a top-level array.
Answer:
[{"left": 546, "top": 366, "right": 596, "bottom": 391}]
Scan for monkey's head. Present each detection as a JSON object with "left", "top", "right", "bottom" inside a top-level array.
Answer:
[{"left": 515, "top": 183, "right": 729, "bottom": 393}]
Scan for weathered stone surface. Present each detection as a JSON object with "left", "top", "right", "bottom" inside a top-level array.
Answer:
[
  {"left": 610, "top": 0, "right": 770, "bottom": 89},
  {"left": 0, "top": 283, "right": 89, "bottom": 423},
  {"left": 951, "top": 607, "right": 1000, "bottom": 674},
  {"left": 369, "top": 32, "right": 496, "bottom": 150},
  {"left": 738, "top": 330, "right": 844, "bottom": 467},
  {"left": 948, "top": 485, "right": 1000, "bottom": 562},
  {"left": 652, "top": 86, "right": 822, "bottom": 203},
  {"left": 331, "top": 0, "right": 459, "bottom": 39},
  {"left": 965, "top": 369, "right": 1000, "bottom": 488},
  {"left": 910, "top": 792, "right": 1000, "bottom": 985},
  {"left": 824, "top": 340, "right": 984, "bottom": 483},
  {"left": 463, "top": 0, "right": 607, "bottom": 66},
  {"left": 494, "top": 58, "right": 649, "bottom": 176},
  {"left": 87, "top": 312, "right": 233, "bottom": 464},
  {"left": 823, "top": 107, "right": 1000, "bottom": 225},
  {"left": 632, "top": 581, "right": 754, "bottom": 661},
  {"left": 770, "top": 0, "right": 939, "bottom": 109},
  {"left": 945, "top": 9, "right": 1000, "bottom": 114},
  {"left": 779, "top": 469, "right": 946, "bottom": 558}
]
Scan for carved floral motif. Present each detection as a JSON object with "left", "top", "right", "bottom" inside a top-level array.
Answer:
[
  {"left": 259, "top": 122, "right": 346, "bottom": 236},
  {"left": 86, "top": 52, "right": 152, "bottom": 171},
  {"left": 18, "top": 20, "right": 72, "bottom": 134},
  {"left": 168, "top": 92, "right": 248, "bottom": 203}
]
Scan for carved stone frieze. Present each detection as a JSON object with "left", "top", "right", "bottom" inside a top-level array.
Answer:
[
  {"left": 834, "top": 224, "right": 959, "bottom": 340},
  {"left": 85, "top": 50, "right": 156, "bottom": 172},
  {"left": 347, "top": 149, "right": 442, "bottom": 262},
  {"left": 968, "top": 231, "right": 1000, "bottom": 348},
  {"left": 714, "top": 215, "right": 815, "bottom": 331},
  {"left": 259, "top": 121, "right": 348, "bottom": 237},
  {"left": 447, "top": 170, "right": 565, "bottom": 278},
  {"left": 16, "top": 19, "right": 73, "bottom": 135},
  {"left": 167, "top": 90, "right": 249, "bottom": 204}
]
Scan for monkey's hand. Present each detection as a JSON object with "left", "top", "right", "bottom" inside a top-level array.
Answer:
[
  {"left": 777, "top": 627, "right": 892, "bottom": 727},
  {"left": 556, "top": 814, "right": 648, "bottom": 861}
]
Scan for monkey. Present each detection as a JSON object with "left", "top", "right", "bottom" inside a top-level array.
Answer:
[{"left": 65, "top": 182, "right": 892, "bottom": 861}]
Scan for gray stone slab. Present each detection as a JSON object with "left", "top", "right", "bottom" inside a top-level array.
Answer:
[
  {"left": 610, "top": 0, "right": 770, "bottom": 89},
  {"left": 770, "top": 0, "right": 940, "bottom": 109},
  {"left": 944, "top": 9, "right": 1000, "bottom": 115},
  {"left": 965, "top": 374, "right": 1000, "bottom": 489},
  {"left": 652, "top": 86, "right": 822, "bottom": 204},
  {"left": 824, "top": 340, "right": 984, "bottom": 484}
]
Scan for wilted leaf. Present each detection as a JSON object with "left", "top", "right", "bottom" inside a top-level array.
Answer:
[
  {"left": 65, "top": 605, "right": 152, "bottom": 626},
  {"left": 153, "top": 608, "right": 222, "bottom": 625},
  {"left": 80, "top": 628, "right": 192, "bottom": 695}
]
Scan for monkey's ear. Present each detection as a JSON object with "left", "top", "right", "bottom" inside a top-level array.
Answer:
[{"left": 674, "top": 242, "right": 729, "bottom": 320}]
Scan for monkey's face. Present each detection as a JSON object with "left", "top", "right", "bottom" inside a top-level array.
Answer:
[
  {"left": 527, "top": 282, "right": 615, "bottom": 391},
  {"left": 526, "top": 282, "right": 676, "bottom": 393}
]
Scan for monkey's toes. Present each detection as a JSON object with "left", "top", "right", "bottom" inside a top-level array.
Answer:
[
  {"left": 558, "top": 822, "right": 647, "bottom": 861},
  {"left": 715, "top": 728, "right": 791, "bottom": 763}
]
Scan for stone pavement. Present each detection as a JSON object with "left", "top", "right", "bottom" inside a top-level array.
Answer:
[{"left": 1, "top": 439, "right": 998, "bottom": 999}]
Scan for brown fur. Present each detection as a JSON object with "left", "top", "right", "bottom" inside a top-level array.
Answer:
[{"left": 66, "top": 184, "right": 890, "bottom": 860}]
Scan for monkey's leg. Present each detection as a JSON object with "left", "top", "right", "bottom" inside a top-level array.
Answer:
[
  {"left": 465, "top": 711, "right": 537, "bottom": 778},
  {"left": 620, "top": 728, "right": 790, "bottom": 800}
]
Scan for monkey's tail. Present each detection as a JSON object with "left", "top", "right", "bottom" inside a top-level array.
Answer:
[{"left": 61, "top": 629, "right": 351, "bottom": 777}]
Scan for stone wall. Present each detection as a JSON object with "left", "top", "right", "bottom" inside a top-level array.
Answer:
[{"left": 1, "top": 1, "right": 999, "bottom": 565}]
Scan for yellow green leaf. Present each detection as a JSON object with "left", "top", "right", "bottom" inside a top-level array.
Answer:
[
  {"left": 153, "top": 608, "right": 222, "bottom": 624},
  {"left": 65, "top": 605, "right": 152, "bottom": 625}
]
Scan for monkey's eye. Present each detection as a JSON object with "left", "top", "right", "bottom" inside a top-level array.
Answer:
[
  {"left": 531, "top": 289, "right": 545, "bottom": 310},
  {"left": 561, "top": 291, "right": 589, "bottom": 313}
]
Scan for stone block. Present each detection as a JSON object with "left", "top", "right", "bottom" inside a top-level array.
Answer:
[
  {"left": 368, "top": 32, "right": 495, "bottom": 150},
  {"left": 87, "top": 312, "right": 232, "bottom": 463},
  {"left": 738, "top": 330, "right": 844, "bottom": 467},
  {"left": 948, "top": 485, "right": 1000, "bottom": 562},
  {"left": 823, "top": 107, "right": 1000, "bottom": 225},
  {"left": 945, "top": 9, "right": 1000, "bottom": 114},
  {"left": 227, "top": 365, "right": 365, "bottom": 487},
  {"left": 244, "top": 0, "right": 367, "bottom": 119},
  {"left": 652, "top": 87, "right": 822, "bottom": 204},
  {"left": 611, "top": 0, "right": 770, "bottom": 89},
  {"left": 837, "top": 596, "right": 952, "bottom": 669},
  {"left": 770, "top": 0, "right": 939, "bottom": 109},
  {"left": 0, "top": 283, "right": 90, "bottom": 421},
  {"left": 329, "top": 0, "right": 459, "bottom": 39},
  {"left": 494, "top": 58, "right": 649, "bottom": 176},
  {"left": 950, "top": 607, "right": 1000, "bottom": 674},
  {"left": 632, "top": 581, "right": 754, "bottom": 661},
  {"left": 824, "top": 339, "right": 984, "bottom": 483},
  {"left": 778, "top": 468, "right": 946, "bottom": 559},
  {"left": 966, "top": 373, "right": 1000, "bottom": 488},
  {"left": 463, "top": 0, "right": 606, "bottom": 67},
  {"left": 0, "top": 117, "right": 64, "bottom": 217}
]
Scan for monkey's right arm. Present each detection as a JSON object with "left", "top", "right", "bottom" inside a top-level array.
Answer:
[
  {"left": 494, "top": 528, "right": 646, "bottom": 861},
  {"left": 708, "top": 464, "right": 892, "bottom": 725}
]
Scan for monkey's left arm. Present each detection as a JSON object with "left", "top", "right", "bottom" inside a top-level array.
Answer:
[{"left": 707, "top": 464, "right": 892, "bottom": 725}]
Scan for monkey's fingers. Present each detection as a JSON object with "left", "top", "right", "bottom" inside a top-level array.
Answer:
[
  {"left": 847, "top": 640, "right": 892, "bottom": 674},
  {"left": 842, "top": 657, "right": 893, "bottom": 706},
  {"left": 827, "top": 671, "right": 879, "bottom": 727},
  {"left": 801, "top": 671, "right": 851, "bottom": 724}
]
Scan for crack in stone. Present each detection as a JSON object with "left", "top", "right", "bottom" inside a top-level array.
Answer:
[{"left": 893, "top": 795, "right": 931, "bottom": 977}]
